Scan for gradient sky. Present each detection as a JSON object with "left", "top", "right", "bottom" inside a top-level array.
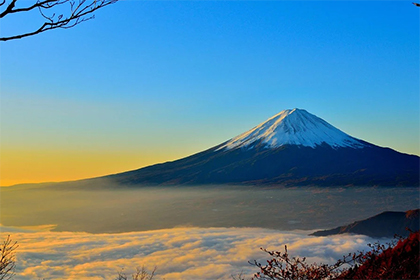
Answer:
[{"left": 1, "top": 1, "right": 419, "bottom": 186}]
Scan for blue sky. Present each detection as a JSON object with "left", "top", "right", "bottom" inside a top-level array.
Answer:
[{"left": 1, "top": 1, "right": 419, "bottom": 185}]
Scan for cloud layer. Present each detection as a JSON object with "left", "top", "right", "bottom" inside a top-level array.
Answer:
[{"left": 1, "top": 227, "right": 389, "bottom": 280}]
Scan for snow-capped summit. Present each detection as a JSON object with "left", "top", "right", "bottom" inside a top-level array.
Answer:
[
  {"left": 106, "top": 108, "right": 419, "bottom": 187},
  {"left": 218, "top": 108, "right": 366, "bottom": 150}
]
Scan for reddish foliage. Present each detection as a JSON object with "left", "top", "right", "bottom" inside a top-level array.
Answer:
[
  {"left": 249, "top": 231, "right": 419, "bottom": 280},
  {"left": 337, "top": 231, "right": 419, "bottom": 279}
]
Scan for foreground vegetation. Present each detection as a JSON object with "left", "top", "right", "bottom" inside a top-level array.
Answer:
[
  {"left": 1, "top": 231, "right": 419, "bottom": 280},
  {"left": 243, "top": 231, "right": 419, "bottom": 280}
]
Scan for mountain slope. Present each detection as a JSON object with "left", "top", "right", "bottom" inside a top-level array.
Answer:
[
  {"left": 107, "top": 109, "right": 419, "bottom": 187},
  {"left": 311, "top": 209, "right": 420, "bottom": 237}
]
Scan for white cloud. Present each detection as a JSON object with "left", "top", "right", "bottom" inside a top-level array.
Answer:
[{"left": 1, "top": 226, "right": 390, "bottom": 280}]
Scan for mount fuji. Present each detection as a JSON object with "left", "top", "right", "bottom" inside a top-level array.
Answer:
[{"left": 108, "top": 109, "right": 419, "bottom": 187}]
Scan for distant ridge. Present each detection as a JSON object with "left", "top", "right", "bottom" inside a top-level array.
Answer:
[{"left": 311, "top": 209, "right": 420, "bottom": 237}]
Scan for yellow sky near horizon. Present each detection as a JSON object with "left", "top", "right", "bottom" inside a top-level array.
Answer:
[{"left": 0, "top": 148, "right": 184, "bottom": 187}]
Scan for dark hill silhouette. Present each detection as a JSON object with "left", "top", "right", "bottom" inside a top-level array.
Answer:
[{"left": 312, "top": 209, "right": 420, "bottom": 237}]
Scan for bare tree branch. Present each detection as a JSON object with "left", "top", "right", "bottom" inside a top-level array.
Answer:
[
  {"left": 0, "top": 0, "right": 17, "bottom": 18},
  {"left": 0, "top": 0, "right": 57, "bottom": 17},
  {"left": 115, "top": 266, "right": 157, "bottom": 280},
  {"left": 0, "top": 0, "right": 118, "bottom": 41},
  {"left": 0, "top": 235, "right": 18, "bottom": 280}
]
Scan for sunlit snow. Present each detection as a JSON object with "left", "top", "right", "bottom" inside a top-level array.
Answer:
[{"left": 218, "top": 108, "right": 366, "bottom": 150}]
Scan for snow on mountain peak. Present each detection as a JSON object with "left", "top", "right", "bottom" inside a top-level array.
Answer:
[{"left": 217, "top": 108, "right": 366, "bottom": 150}]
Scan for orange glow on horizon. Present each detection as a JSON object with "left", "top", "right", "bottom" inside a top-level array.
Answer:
[{"left": 0, "top": 148, "right": 182, "bottom": 187}]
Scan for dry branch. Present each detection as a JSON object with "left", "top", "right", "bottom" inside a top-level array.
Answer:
[{"left": 0, "top": 0, "right": 118, "bottom": 41}]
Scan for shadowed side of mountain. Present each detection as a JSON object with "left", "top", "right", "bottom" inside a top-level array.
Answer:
[
  {"left": 106, "top": 143, "right": 419, "bottom": 187},
  {"left": 311, "top": 209, "right": 420, "bottom": 237}
]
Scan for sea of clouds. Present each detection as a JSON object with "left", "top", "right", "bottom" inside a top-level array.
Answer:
[{"left": 0, "top": 225, "right": 391, "bottom": 280}]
